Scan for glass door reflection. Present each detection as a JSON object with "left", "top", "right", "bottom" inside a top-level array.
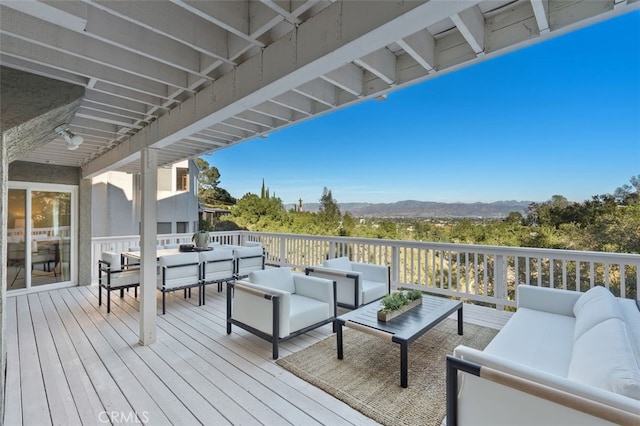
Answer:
[
  {"left": 30, "top": 191, "right": 72, "bottom": 286},
  {"left": 7, "top": 189, "right": 27, "bottom": 289}
]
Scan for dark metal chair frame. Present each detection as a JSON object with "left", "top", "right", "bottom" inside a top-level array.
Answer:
[{"left": 97, "top": 259, "right": 140, "bottom": 313}]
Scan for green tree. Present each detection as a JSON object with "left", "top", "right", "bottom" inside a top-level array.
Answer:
[
  {"left": 318, "top": 187, "right": 341, "bottom": 232},
  {"left": 194, "top": 157, "right": 236, "bottom": 205}
]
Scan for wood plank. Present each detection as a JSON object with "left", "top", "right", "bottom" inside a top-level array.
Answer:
[
  {"left": 101, "top": 284, "right": 372, "bottom": 425},
  {"left": 46, "top": 291, "right": 138, "bottom": 419},
  {"left": 6, "top": 284, "right": 511, "bottom": 426},
  {"left": 27, "top": 293, "right": 82, "bottom": 425},
  {"left": 16, "top": 295, "right": 51, "bottom": 425},
  {"left": 110, "top": 286, "right": 371, "bottom": 425},
  {"left": 87, "top": 286, "right": 309, "bottom": 425},
  {"left": 4, "top": 297, "right": 22, "bottom": 425},
  {"left": 56, "top": 289, "right": 173, "bottom": 425},
  {"left": 65, "top": 288, "right": 202, "bottom": 425},
  {"left": 38, "top": 292, "right": 107, "bottom": 424},
  {"left": 73, "top": 286, "right": 232, "bottom": 425}
]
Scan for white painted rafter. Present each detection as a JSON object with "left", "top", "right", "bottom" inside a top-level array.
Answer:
[
  {"left": 397, "top": 29, "right": 436, "bottom": 72},
  {"left": 322, "top": 63, "right": 364, "bottom": 97},
  {"left": 354, "top": 48, "right": 397, "bottom": 86},
  {"left": 250, "top": 103, "right": 294, "bottom": 122},
  {"left": 86, "top": 0, "right": 237, "bottom": 64},
  {"left": 451, "top": 5, "right": 485, "bottom": 55},
  {"left": 83, "top": 5, "right": 210, "bottom": 78},
  {"left": 260, "top": 0, "right": 302, "bottom": 25},
  {"left": 0, "top": 34, "right": 172, "bottom": 99},
  {"left": 293, "top": 79, "right": 337, "bottom": 107},
  {"left": 271, "top": 92, "right": 314, "bottom": 116},
  {"left": 0, "top": 6, "right": 191, "bottom": 90},
  {"left": 530, "top": 0, "right": 550, "bottom": 34},
  {"left": 234, "top": 110, "right": 278, "bottom": 129}
]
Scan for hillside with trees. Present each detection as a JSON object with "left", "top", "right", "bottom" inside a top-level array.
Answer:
[{"left": 199, "top": 159, "right": 639, "bottom": 255}]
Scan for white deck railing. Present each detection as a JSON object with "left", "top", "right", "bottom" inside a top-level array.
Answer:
[{"left": 91, "top": 231, "right": 640, "bottom": 309}]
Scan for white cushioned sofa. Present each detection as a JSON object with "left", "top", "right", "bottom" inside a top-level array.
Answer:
[{"left": 447, "top": 285, "right": 640, "bottom": 426}]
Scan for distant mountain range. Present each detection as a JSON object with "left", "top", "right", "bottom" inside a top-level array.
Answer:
[{"left": 287, "top": 200, "right": 532, "bottom": 219}]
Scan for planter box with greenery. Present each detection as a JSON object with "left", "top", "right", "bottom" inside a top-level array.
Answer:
[{"left": 377, "top": 289, "right": 423, "bottom": 322}]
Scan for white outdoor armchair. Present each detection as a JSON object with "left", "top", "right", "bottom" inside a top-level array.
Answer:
[
  {"left": 157, "top": 252, "right": 201, "bottom": 314},
  {"left": 305, "top": 256, "right": 390, "bottom": 309},
  {"left": 199, "top": 249, "right": 235, "bottom": 304},
  {"left": 98, "top": 251, "right": 140, "bottom": 313},
  {"left": 226, "top": 267, "right": 336, "bottom": 359},
  {"left": 233, "top": 245, "right": 265, "bottom": 279}
]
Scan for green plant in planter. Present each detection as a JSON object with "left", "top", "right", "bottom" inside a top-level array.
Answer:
[
  {"left": 379, "top": 289, "right": 423, "bottom": 313},
  {"left": 192, "top": 230, "right": 211, "bottom": 248}
]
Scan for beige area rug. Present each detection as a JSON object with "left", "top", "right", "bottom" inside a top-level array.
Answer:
[{"left": 277, "top": 319, "right": 498, "bottom": 426}]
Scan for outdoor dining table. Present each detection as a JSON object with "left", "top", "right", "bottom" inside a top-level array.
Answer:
[{"left": 121, "top": 248, "right": 181, "bottom": 262}]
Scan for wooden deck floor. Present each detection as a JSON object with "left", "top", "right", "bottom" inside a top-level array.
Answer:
[{"left": 5, "top": 284, "right": 512, "bottom": 426}]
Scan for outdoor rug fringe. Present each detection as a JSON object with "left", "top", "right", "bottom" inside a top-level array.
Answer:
[{"left": 277, "top": 318, "right": 498, "bottom": 426}]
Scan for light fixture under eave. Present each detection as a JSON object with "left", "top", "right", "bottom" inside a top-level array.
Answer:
[{"left": 54, "top": 124, "right": 84, "bottom": 150}]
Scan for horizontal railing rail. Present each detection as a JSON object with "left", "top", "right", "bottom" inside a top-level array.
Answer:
[{"left": 91, "top": 231, "right": 640, "bottom": 309}]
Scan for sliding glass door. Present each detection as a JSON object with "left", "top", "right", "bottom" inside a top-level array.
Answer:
[{"left": 6, "top": 183, "right": 76, "bottom": 291}]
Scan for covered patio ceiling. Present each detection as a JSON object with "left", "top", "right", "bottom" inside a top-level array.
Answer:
[{"left": 1, "top": 0, "right": 638, "bottom": 177}]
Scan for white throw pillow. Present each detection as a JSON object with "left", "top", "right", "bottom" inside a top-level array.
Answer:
[
  {"left": 568, "top": 318, "right": 640, "bottom": 400},
  {"left": 572, "top": 285, "right": 624, "bottom": 340},
  {"left": 323, "top": 256, "right": 353, "bottom": 271}
]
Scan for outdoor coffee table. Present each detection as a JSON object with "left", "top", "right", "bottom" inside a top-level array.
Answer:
[{"left": 336, "top": 294, "right": 463, "bottom": 388}]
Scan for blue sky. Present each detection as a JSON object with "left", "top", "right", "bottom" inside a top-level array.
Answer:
[{"left": 204, "top": 11, "right": 640, "bottom": 205}]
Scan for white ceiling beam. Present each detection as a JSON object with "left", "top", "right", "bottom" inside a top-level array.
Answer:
[
  {"left": 1, "top": 0, "right": 86, "bottom": 32},
  {"left": 202, "top": 126, "right": 246, "bottom": 140},
  {"left": 397, "top": 29, "right": 436, "bottom": 72},
  {"left": 87, "top": 0, "right": 237, "bottom": 64},
  {"left": 530, "top": 0, "right": 550, "bottom": 34},
  {"left": 322, "top": 63, "right": 364, "bottom": 97},
  {"left": 234, "top": 110, "right": 278, "bottom": 129},
  {"left": 183, "top": 136, "right": 227, "bottom": 147},
  {"left": 0, "top": 7, "right": 191, "bottom": 90},
  {"left": 210, "top": 123, "right": 252, "bottom": 138},
  {"left": 90, "top": 81, "right": 171, "bottom": 109},
  {"left": 451, "top": 5, "right": 485, "bottom": 55},
  {"left": 250, "top": 103, "right": 294, "bottom": 122},
  {"left": 293, "top": 79, "right": 337, "bottom": 107},
  {"left": 194, "top": 131, "right": 232, "bottom": 144},
  {"left": 83, "top": 0, "right": 484, "bottom": 178},
  {"left": 0, "top": 34, "right": 172, "bottom": 99},
  {"left": 84, "top": 90, "right": 151, "bottom": 116},
  {"left": 222, "top": 117, "right": 265, "bottom": 134},
  {"left": 0, "top": 53, "right": 89, "bottom": 86},
  {"left": 354, "top": 48, "right": 397, "bottom": 86},
  {"left": 271, "top": 92, "right": 314, "bottom": 115},
  {"left": 171, "top": 0, "right": 263, "bottom": 47},
  {"left": 260, "top": 0, "right": 302, "bottom": 25},
  {"left": 81, "top": 101, "right": 148, "bottom": 122},
  {"left": 76, "top": 107, "right": 144, "bottom": 128},
  {"left": 248, "top": 1, "right": 288, "bottom": 39},
  {"left": 71, "top": 116, "right": 121, "bottom": 135},
  {"left": 83, "top": 6, "right": 208, "bottom": 77}
]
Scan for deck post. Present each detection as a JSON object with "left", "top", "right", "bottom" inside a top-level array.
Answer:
[{"left": 139, "top": 148, "right": 158, "bottom": 345}]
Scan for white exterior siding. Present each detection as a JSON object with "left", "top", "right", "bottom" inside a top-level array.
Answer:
[{"left": 92, "top": 160, "right": 198, "bottom": 237}]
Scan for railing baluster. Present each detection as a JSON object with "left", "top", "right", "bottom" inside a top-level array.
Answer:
[{"left": 91, "top": 231, "right": 640, "bottom": 308}]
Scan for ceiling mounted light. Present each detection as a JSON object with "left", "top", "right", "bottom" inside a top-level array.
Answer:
[{"left": 54, "top": 124, "right": 83, "bottom": 150}]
